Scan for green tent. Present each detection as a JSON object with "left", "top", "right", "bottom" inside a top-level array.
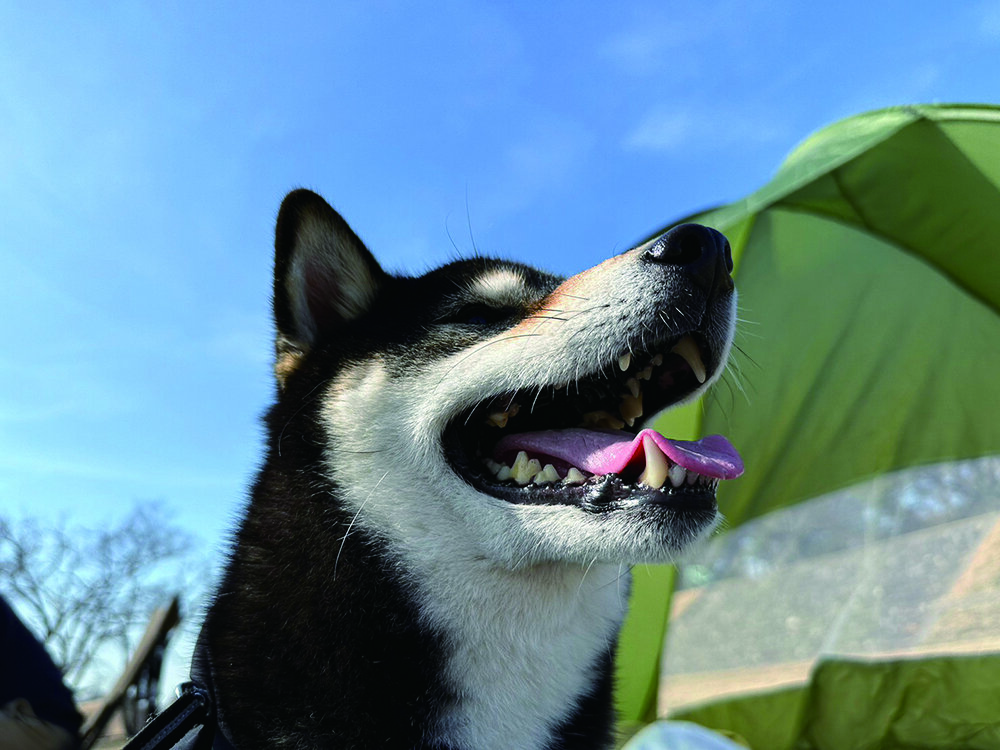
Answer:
[{"left": 616, "top": 104, "right": 1000, "bottom": 743}]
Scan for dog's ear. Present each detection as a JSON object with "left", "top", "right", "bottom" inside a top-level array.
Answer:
[{"left": 272, "top": 189, "right": 386, "bottom": 387}]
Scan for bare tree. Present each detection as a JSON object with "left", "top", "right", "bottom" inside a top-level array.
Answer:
[{"left": 0, "top": 501, "right": 206, "bottom": 698}]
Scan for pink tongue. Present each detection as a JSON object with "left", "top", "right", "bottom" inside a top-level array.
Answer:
[{"left": 494, "top": 428, "right": 744, "bottom": 480}]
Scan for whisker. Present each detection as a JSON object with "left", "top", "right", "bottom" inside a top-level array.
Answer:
[
  {"left": 577, "top": 556, "right": 599, "bottom": 597},
  {"left": 333, "top": 471, "right": 388, "bottom": 580},
  {"left": 433, "top": 332, "right": 544, "bottom": 388},
  {"left": 465, "top": 188, "right": 480, "bottom": 256}
]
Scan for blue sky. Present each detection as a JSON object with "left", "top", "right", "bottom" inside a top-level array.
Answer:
[{"left": 3, "top": 1, "right": 1000, "bottom": 555}]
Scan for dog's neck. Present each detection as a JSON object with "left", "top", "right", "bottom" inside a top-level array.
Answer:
[{"left": 410, "top": 554, "right": 629, "bottom": 750}]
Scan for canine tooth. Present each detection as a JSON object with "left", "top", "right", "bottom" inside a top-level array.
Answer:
[
  {"left": 626, "top": 378, "right": 641, "bottom": 398},
  {"left": 619, "top": 393, "right": 643, "bottom": 427},
  {"left": 672, "top": 335, "right": 707, "bottom": 384},
  {"left": 618, "top": 352, "right": 632, "bottom": 371},
  {"left": 533, "top": 464, "right": 561, "bottom": 484},
  {"left": 669, "top": 464, "right": 687, "bottom": 488},
  {"left": 582, "top": 411, "right": 626, "bottom": 431},
  {"left": 487, "top": 402, "right": 521, "bottom": 428},
  {"left": 487, "top": 411, "right": 510, "bottom": 428},
  {"left": 638, "top": 435, "right": 669, "bottom": 490},
  {"left": 650, "top": 353, "right": 664, "bottom": 367},
  {"left": 563, "top": 467, "right": 586, "bottom": 485},
  {"left": 637, "top": 366, "right": 653, "bottom": 381}
]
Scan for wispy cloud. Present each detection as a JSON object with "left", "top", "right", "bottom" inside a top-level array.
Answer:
[
  {"left": 599, "top": 20, "right": 695, "bottom": 77},
  {"left": 471, "top": 116, "right": 597, "bottom": 223},
  {"left": 623, "top": 110, "right": 695, "bottom": 152},
  {"left": 623, "top": 106, "right": 790, "bottom": 154},
  {"left": 505, "top": 120, "right": 597, "bottom": 193},
  {"left": 598, "top": 2, "right": 771, "bottom": 78}
]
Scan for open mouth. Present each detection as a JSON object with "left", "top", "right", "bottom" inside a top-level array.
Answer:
[{"left": 443, "top": 332, "right": 744, "bottom": 513}]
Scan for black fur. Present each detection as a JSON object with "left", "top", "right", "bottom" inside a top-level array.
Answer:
[{"left": 204, "top": 385, "right": 456, "bottom": 748}]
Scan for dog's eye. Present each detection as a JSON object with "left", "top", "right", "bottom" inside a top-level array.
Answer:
[{"left": 453, "top": 304, "right": 512, "bottom": 326}]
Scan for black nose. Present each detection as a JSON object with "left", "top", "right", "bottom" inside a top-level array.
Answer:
[{"left": 643, "top": 223, "right": 734, "bottom": 297}]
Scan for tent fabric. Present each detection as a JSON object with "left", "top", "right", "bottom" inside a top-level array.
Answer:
[
  {"left": 670, "top": 655, "right": 1000, "bottom": 750},
  {"left": 615, "top": 104, "right": 1000, "bottom": 726}
]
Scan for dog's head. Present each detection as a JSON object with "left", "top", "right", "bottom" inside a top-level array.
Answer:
[{"left": 270, "top": 190, "right": 742, "bottom": 569}]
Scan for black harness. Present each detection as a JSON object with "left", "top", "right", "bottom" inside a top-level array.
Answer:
[{"left": 122, "top": 643, "right": 237, "bottom": 750}]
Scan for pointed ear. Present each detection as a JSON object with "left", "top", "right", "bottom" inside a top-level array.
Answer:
[{"left": 272, "top": 189, "right": 386, "bottom": 387}]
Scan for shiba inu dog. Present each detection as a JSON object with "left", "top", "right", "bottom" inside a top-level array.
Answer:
[{"left": 194, "top": 189, "right": 743, "bottom": 749}]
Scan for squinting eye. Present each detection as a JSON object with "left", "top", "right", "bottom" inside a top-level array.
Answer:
[{"left": 452, "top": 304, "right": 513, "bottom": 326}]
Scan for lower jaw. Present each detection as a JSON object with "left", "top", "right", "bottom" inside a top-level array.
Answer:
[{"left": 462, "top": 469, "right": 718, "bottom": 515}]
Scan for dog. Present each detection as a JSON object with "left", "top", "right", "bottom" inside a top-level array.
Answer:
[{"left": 193, "top": 189, "right": 743, "bottom": 750}]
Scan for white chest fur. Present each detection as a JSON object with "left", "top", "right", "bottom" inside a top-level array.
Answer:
[{"left": 417, "top": 557, "right": 629, "bottom": 750}]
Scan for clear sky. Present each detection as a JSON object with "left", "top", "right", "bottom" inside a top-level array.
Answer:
[{"left": 3, "top": 2, "right": 1000, "bottom": 553}]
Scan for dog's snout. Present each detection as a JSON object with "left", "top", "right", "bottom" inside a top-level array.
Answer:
[{"left": 643, "top": 223, "right": 734, "bottom": 296}]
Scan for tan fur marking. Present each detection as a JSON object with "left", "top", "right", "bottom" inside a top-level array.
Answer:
[
  {"left": 274, "top": 352, "right": 303, "bottom": 389},
  {"left": 511, "top": 251, "right": 630, "bottom": 336},
  {"left": 274, "top": 335, "right": 305, "bottom": 389}
]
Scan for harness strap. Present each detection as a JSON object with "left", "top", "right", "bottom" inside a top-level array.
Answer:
[{"left": 121, "top": 682, "right": 212, "bottom": 750}]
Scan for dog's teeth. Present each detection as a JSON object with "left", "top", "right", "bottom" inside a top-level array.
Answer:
[
  {"left": 484, "top": 458, "right": 501, "bottom": 473},
  {"left": 487, "top": 411, "right": 509, "bottom": 428},
  {"left": 511, "top": 451, "right": 542, "bottom": 485},
  {"left": 532, "top": 464, "right": 561, "bottom": 485},
  {"left": 619, "top": 393, "right": 643, "bottom": 427},
  {"left": 686, "top": 470, "right": 699, "bottom": 485},
  {"left": 486, "top": 403, "right": 520, "bottom": 428},
  {"left": 582, "top": 410, "right": 626, "bottom": 431},
  {"left": 496, "top": 464, "right": 513, "bottom": 481},
  {"left": 618, "top": 352, "right": 632, "bottom": 371},
  {"left": 669, "top": 464, "right": 687, "bottom": 488},
  {"left": 672, "top": 335, "right": 707, "bottom": 384},
  {"left": 563, "top": 467, "right": 587, "bottom": 485},
  {"left": 625, "top": 378, "right": 641, "bottom": 398},
  {"left": 637, "top": 366, "right": 653, "bottom": 381},
  {"left": 638, "top": 435, "right": 669, "bottom": 490},
  {"left": 650, "top": 353, "right": 664, "bottom": 367}
]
